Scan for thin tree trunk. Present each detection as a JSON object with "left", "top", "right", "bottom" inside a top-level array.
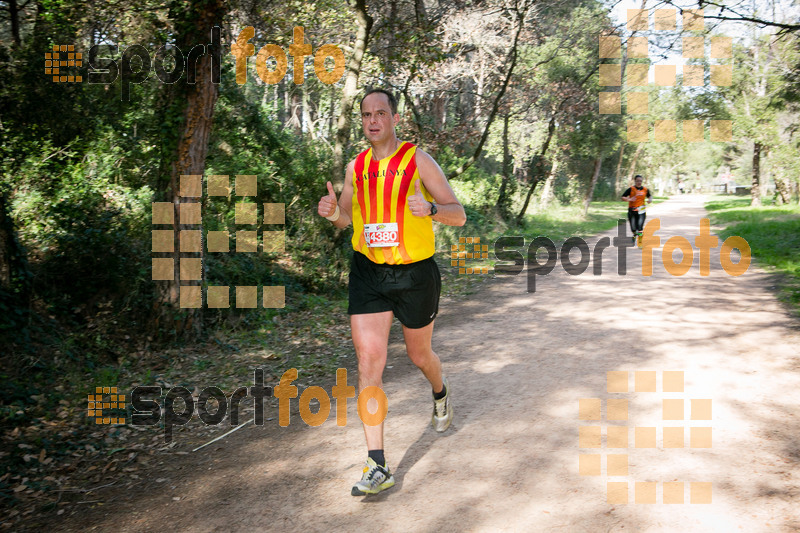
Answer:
[
  {"left": 751, "top": 141, "right": 762, "bottom": 207},
  {"left": 0, "top": 190, "right": 30, "bottom": 301},
  {"left": 539, "top": 156, "right": 560, "bottom": 208},
  {"left": 329, "top": 85, "right": 335, "bottom": 139},
  {"left": 447, "top": 4, "right": 526, "bottom": 180},
  {"left": 331, "top": 0, "right": 373, "bottom": 184},
  {"left": 6, "top": 0, "right": 24, "bottom": 46},
  {"left": 515, "top": 114, "right": 556, "bottom": 225},
  {"left": 772, "top": 175, "right": 792, "bottom": 204},
  {"left": 495, "top": 112, "right": 512, "bottom": 216},
  {"left": 625, "top": 144, "right": 643, "bottom": 187},
  {"left": 414, "top": 0, "right": 427, "bottom": 26},
  {"left": 400, "top": 71, "right": 423, "bottom": 140},
  {"left": 433, "top": 93, "right": 447, "bottom": 131},
  {"left": 277, "top": 81, "right": 286, "bottom": 125},
  {"left": 302, "top": 83, "right": 316, "bottom": 139},
  {"left": 614, "top": 143, "right": 625, "bottom": 195},
  {"left": 583, "top": 156, "right": 604, "bottom": 216}
]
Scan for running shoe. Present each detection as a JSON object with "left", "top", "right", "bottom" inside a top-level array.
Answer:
[
  {"left": 432, "top": 377, "right": 453, "bottom": 432},
  {"left": 351, "top": 457, "right": 395, "bottom": 496}
]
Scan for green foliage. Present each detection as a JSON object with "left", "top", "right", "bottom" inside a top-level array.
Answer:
[
  {"left": 706, "top": 197, "right": 800, "bottom": 309},
  {"left": 12, "top": 149, "right": 152, "bottom": 311}
]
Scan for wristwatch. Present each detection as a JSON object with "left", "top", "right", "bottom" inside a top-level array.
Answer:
[{"left": 429, "top": 202, "right": 438, "bottom": 217}]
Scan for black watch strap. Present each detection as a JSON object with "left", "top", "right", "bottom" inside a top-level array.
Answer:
[{"left": 429, "top": 202, "right": 437, "bottom": 216}]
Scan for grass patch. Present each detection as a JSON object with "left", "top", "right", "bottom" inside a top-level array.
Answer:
[
  {"left": 520, "top": 200, "right": 629, "bottom": 241},
  {"left": 705, "top": 196, "right": 800, "bottom": 311}
]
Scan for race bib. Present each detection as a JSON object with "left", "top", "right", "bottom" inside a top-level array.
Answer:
[
  {"left": 637, "top": 205, "right": 646, "bottom": 213},
  {"left": 364, "top": 223, "right": 399, "bottom": 247}
]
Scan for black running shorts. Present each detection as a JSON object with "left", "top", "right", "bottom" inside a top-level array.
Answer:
[{"left": 348, "top": 251, "right": 441, "bottom": 329}]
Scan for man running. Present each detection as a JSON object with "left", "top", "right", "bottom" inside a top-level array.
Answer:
[
  {"left": 621, "top": 174, "right": 652, "bottom": 244},
  {"left": 317, "top": 88, "right": 466, "bottom": 496}
]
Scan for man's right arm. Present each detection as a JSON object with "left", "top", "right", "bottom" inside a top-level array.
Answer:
[
  {"left": 333, "top": 161, "right": 355, "bottom": 229},
  {"left": 621, "top": 187, "right": 632, "bottom": 201},
  {"left": 317, "top": 160, "right": 355, "bottom": 229}
]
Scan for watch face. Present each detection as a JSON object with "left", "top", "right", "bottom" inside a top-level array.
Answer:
[{"left": 430, "top": 203, "right": 437, "bottom": 216}]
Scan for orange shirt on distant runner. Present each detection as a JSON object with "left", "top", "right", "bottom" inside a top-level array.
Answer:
[
  {"left": 351, "top": 142, "right": 435, "bottom": 265},
  {"left": 626, "top": 186, "right": 649, "bottom": 208}
]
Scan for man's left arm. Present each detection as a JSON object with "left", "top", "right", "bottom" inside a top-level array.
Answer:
[{"left": 408, "top": 149, "right": 467, "bottom": 226}]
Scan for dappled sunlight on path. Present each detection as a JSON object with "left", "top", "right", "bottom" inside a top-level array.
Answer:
[{"left": 57, "top": 195, "right": 800, "bottom": 532}]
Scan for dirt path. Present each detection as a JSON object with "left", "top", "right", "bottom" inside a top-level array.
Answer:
[{"left": 50, "top": 195, "right": 800, "bottom": 532}]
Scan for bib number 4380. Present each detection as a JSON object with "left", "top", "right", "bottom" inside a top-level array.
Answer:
[{"left": 364, "top": 223, "right": 399, "bottom": 247}]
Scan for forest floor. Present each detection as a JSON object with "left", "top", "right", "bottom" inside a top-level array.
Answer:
[{"left": 14, "top": 194, "right": 800, "bottom": 532}]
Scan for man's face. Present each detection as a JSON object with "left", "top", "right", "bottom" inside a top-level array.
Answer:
[
  {"left": 634, "top": 177, "right": 643, "bottom": 187},
  {"left": 361, "top": 92, "right": 398, "bottom": 144}
]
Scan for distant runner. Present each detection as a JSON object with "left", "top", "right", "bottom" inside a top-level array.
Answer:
[
  {"left": 317, "top": 88, "right": 466, "bottom": 496},
  {"left": 621, "top": 174, "right": 652, "bottom": 246}
]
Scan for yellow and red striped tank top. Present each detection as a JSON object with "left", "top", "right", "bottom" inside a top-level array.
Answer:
[{"left": 351, "top": 142, "right": 435, "bottom": 264}]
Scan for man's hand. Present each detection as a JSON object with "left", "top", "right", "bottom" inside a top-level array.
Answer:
[
  {"left": 407, "top": 180, "right": 433, "bottom": 217},
  {"left": 318, "top": 181, "right": 338, "bottom": 218}
]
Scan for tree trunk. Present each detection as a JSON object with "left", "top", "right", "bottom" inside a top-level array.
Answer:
[
  {"left": 152, "top": 0, "right": 226, "bottom": 339},
  {"left": 400, "top": 71, "right": 423, "bottom": 141},
  {"left": 625, "top": 144, "right": 643, "bottom": 188},
  {"left": 495, "top": 112, "right": 512, "bottom": 217},
  {"left": 328, "top": 85, "right": 335, "bottom": 140},
  {"left": 302, "top": 83, "right": 316, "bottom": 139},
  {"left": 288, "top": 90, "right": 302, "bottom": 134},
  {"left": 751, "top": 141, "right": 762, "bottom": 207},
  {"left": 414, "top": 0, "right": 428, "bottom": 26},
  {"left": 433, "top": 93, "right": 447, "bottom": 131},
  {"left": 7, "top": 0, "right": 23, "bottom": 47},
  {"left": 277, "top": 81, "right": 286, "bottom": 125},
  {"left": 614, "top": 143, "right": 625, "bottom": 195},
  {"left": 583, "top": 156, "right": 604, "bottom": 216},
  {"left": 539, "top": 155, "right": 560, "bottom": 208},
  {"left": 774, "top": 175, "right": 790, "bottom": 205},
  {"left": 515, "top": 114, "right": 556, "bottom": 225},
  {"left": 0, "top": 190, "right": 30, "bottom": 301},
  {"left": 331, "top": 0, "right": 373, "bottom": 184}
]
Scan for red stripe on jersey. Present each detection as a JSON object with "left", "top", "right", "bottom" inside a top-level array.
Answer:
[
  {"left": 382, "top": 142, "right": 414, "bottom": 222},
  {"left": 367, "top": 156, "right": 380, "bottom": 224},
  {"left": 354, "top": 151, "right": 368, "bottom": 250},
  {"left": 395, "top": 152, "right": 418, "bottom": 264}
]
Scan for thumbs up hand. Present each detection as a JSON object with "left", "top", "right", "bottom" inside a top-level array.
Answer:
[
  {"left": 318, "top": 181, "right": 339, "bottom": 218},
  {"left": 408, "top": 180, "right": 432, "bottom": 217}
]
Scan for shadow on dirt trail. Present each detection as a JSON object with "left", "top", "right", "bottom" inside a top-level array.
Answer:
[{"left": 35, "top": 195, "right": 800, "bottom": 533}]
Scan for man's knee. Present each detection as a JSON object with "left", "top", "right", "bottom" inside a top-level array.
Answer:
[
  {"left": 355, "top": 346, "right": 386, "bottom": 371},
  {"left": 407, "top": 346, "right": 436, "bottom": 368}
]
